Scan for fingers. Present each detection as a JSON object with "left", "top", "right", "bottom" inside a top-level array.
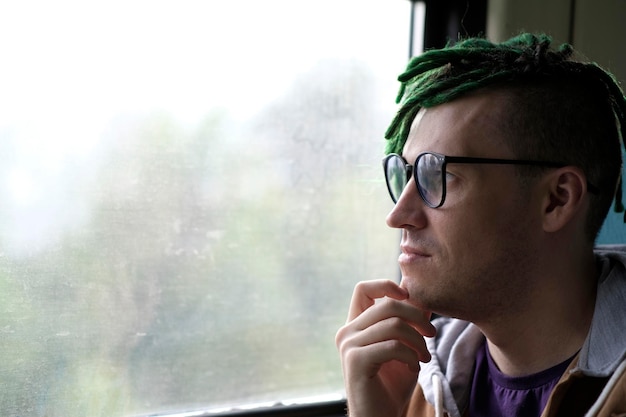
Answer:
[
  {"left": 336, "top": 280, "right": 436, "bottom": 416},
  {"left": 356, "top": 297, "right": 436, "bottom": 338},
  {"left": 352, "top": 315, "right": 432, "bottom": 363},
  {"left": 346, "top": 339, "right": 423, "bottom": 376},
  {"left": 347, "top": 279, "right": 409, "bottom": 322},
  {"left": 347, "top": 279, "right": 435, "bottom": 337},
  {"left": 336, "top": 281, "right": 437, "bottom": 370}
]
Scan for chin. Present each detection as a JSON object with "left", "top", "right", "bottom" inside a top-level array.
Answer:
[{"left": 400, "top": 279, "right": 436, "bottom": 311}]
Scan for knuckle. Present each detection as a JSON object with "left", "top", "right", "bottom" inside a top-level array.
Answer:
[
  {"left": 386, "top": 316, "right": 407, "bottom": 332},
  {"left": 353, "top": 280, "right": 369, "bottom": 294},
  {"left": 343, "top": 345, "right": 363, "bottom": 366},
  {"left": 335, "top": 326, "right": 348, "bottom": 349},
  {"left": 383, "top": 339, "right": 404, "bottom": 352}
]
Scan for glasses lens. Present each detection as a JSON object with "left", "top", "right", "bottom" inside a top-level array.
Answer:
[
  {"left": 384, "top": 155, "right": 408, "bottom": 203},
  {"left": 416, "top": 153, "right": 444, "bottom": 207}
]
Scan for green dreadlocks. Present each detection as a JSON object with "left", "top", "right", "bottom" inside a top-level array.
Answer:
[{"left": 384, "top": 33, "right": 626, "bottom": 237}]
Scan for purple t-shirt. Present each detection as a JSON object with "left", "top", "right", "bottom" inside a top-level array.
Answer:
[{"left": 468, "top": 341, "right": 574, "bottom": 417}]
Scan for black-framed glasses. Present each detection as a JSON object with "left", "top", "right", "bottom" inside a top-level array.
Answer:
[{"left": 383, "top": 152, "right": 599, "bottom": 208}]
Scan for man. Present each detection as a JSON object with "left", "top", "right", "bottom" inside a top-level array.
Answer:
[{"left": 335, "top": 33, "right": 626, "bottom": 417}]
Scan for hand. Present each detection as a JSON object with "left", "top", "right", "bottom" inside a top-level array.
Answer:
[{"left": 335, "top": 279, "right": 435, "bottom": 417}]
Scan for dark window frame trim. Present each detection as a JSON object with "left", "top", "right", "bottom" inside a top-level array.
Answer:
[{"left": 142, "top": 399, "right": 347, "bottom": 417}]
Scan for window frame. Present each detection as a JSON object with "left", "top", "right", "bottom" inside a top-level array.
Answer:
[{"left": 144, "top": 399, "right": 347, "bottom": 417}]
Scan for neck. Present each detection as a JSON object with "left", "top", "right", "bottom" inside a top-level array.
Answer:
[{"left": 479, "top": 251, "right": 597, "bottom": 377}]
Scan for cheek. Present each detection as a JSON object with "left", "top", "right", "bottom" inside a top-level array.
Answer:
[
  {"left": 433, "top": 173, "right": 536, "bottom": 256},
  {"left": 449, "top": 198, "right": 537, "bottom": 270},
  {"left": 437, "top": 193, "right": 494, "bottom": 234},
  {"left": 436, "top": 198, "right": 513, "bottom": 262}
]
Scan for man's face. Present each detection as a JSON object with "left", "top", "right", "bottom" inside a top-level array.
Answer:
[{"left": 386, "top": 91, "right": 543, "bottom": 322}]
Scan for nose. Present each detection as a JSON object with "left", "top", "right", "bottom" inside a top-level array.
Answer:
[{"left": 385, "top": 178, "right": 428, "bottom": 230}]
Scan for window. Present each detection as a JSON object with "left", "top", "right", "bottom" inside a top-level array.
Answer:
[{"left": 0, "top": 1, "right": 410, "bottom": 415}]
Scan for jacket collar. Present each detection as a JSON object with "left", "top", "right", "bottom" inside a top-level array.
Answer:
[{"left": 576, "top": 245, "right": 626, "bottom": 377}]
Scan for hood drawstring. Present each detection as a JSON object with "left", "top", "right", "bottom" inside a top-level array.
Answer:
[{"left": 432, "top": 373, "right": 444, "bottom": 417}]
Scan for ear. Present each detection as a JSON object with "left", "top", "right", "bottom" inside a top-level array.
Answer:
[{"left": 541, "top": 167, "right": 588, "bottom": 233}]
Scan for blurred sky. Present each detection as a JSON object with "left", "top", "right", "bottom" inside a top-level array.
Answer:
[
  {"left": 0, "top": 1, "right": 413, "bottom": 253},
  {"left": 0, "top": 1, "right": 410, "bottom": 133}
]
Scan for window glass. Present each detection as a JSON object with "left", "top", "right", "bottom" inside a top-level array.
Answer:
[
  {"left": 0, "top": 1, "right": 408, "bottom": 415},
  {"left": 598, "top": 168, "right": 626, "bottom": 244}
]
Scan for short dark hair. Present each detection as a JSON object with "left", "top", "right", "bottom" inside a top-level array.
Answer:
[{"left": 385, "top": 33, "right": 626, "bottom": 241}]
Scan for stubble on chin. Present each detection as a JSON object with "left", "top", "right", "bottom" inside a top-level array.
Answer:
[{"left": 398, "top": 262, "right": 442, "bottom": 313}]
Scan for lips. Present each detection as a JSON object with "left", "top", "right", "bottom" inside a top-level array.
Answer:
[
  {"left": 398, "top": 245, "right": 431, "bottom": 265},
  {"left": 400, "top": 244, "right": 430, "bottom": 257}
]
